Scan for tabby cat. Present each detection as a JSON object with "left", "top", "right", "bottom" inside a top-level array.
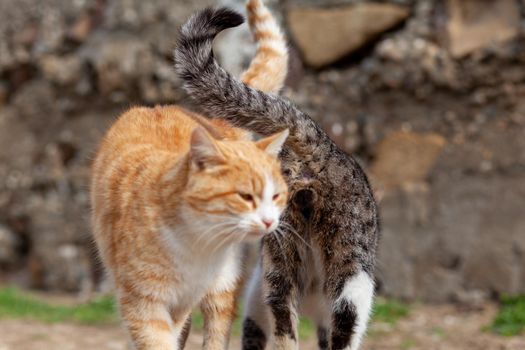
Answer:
[
  {"left": 176, "top": 6, "right": 380, "bottom": 350},
  {"left": 90, "top": 2, "right": 289, "bottom": 349}
]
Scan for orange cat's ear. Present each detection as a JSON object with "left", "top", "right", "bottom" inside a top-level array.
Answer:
[
  {"left": 190, "top": 127, "right": 225, "bottom": 169},
  {"left": 256, "top": 129, "right": 289, "bottom": 157}
]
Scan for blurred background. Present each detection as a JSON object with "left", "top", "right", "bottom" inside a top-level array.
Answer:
[{"left": 0, "top": 0, "right": 524, "bottom": 349}]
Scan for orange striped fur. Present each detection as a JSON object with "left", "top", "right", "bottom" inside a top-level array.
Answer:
[
  {"left": 91, "top": 105, "right": 288, "bottom": 349},
  {"left": 91, "top": 1, "right": 289, "bottom": 348},
  {"left": 241, "top": 0, "right": 288, "bottom": 94}
]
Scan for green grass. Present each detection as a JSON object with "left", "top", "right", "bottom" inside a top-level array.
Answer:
[
  {"left": 191, "top": 306, "right": 315, "bottom": 340},
  {"left": 372, "top": 297, "right": 410, "bottom": 325},
  {"left": 192, "top": 298, "right": 410, "bottom": 340},
  {"left": 490, "top": 294, "right": 525, "bottom": 336},
  {"left": 0, "top": 286, "right": 410, "bottom": 339},
  {"left": 0, "top": 287, "right": 116, "bottom": 325},
  {"left": 431, "top": 327, "right": 445, "bottom": 339},
  {"left": 400, "top": 338, "right": 417, "bottom": 349},
  {"left": 298, "top": 317, "right": 316, "bottom": 339}
]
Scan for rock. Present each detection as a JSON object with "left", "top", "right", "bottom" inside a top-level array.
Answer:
[
  {"left": 288, "top": 0, "right": 416, "bottom": 6},
  {"left": 14, "top": 24, "right": 39, "bottom": 47},
  {"left": 378, "top": 168, "right": 525, "bottom": 301},
  {"left": 288, "top": 3, "right": 409, "bottom": 67},
  {"left": 44, "top": 244, "right": 92, "bottom": 292},
  {"left": 26, "top": 189, "right": 92, "bottom": 291},
  {"left": 104, "top": 0, "right": 214, "bottom": 30},
  {"left": 0, "top": 224, "right": 18, "bottom": 267},
  {"left": 40, "top": 55, "right": 83, "bottom": 86},
  {"left": 0, "top": 81, "right": 7, "bottom": 106},
  {"left": 8, "top": 65, "right": 35, "bottom": 90},
  {"left": 446, "top": 0, "right": 520, "bottom": 58},
  {"left": 370, "top": 131, "right": 446, "bottom": 191},
  {"left": 67, "top": 14, "right": 92, "bottom": 43},
  {"left": 11, "top": 80, "right": 60, "bottom": 133},
  {"left": 376, "top": 37, "right": 458, "bottom": 88},
  {"left": 0, "top": 108, "right": 37, "bottom": 179},
  {"left": 82, "top": 35, "right": 153, "bottom": 95}
]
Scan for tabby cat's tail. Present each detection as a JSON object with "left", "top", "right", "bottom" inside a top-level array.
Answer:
[
  {"left": 175, "top": 7, "right": 325, "bottom": 145},
  {"left": 241, "top": 0, "right": 288, "bottom": 94}
]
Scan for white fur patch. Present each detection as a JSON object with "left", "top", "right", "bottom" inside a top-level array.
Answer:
[
  {"left": 210, "top": 245, "right": 242, "bottom": 294},
  {"left": 256, "top": 176, "right": 280, "bottom": 231},
  {"left": 335, "top": 270, "right": 375, "bottom": 350},
  {"left": 159, "top": 225, "right": 241, "bottom": 307},
  {"left": 243, "top": 259, "right": 274, "bottom": 343}
]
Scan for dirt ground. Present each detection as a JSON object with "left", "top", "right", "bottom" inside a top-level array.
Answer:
[{"left": 0, "top": 303, "right": 524, "bottom": 350}]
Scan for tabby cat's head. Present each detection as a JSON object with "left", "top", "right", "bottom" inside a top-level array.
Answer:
[{"left": 182, "top": 127, "right": 288, "bottom": 241}]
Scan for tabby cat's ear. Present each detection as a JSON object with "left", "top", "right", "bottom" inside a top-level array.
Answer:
[
  {"left": 190, "top": 127, "right": 225, "bottom": 169},
  {"left": 256, "top": 129, "right": 289, "bottom": 158}
]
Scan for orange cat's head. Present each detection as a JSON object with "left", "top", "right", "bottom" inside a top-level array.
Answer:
[{"left": 180, "top": 127, "right": 289, "bottom": 242}]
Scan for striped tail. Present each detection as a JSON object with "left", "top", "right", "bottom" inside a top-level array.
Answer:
[
  {"left": 175, "top": 7, "right": 327, "bottom": 147},
  {"left": 175, "top": 8, "right": 244, "bottom": 84},
  {"left": 241, "top": 0, "right": 288, "bottom": 94}
]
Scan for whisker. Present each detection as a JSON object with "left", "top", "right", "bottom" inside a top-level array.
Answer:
[
  {"left": 201, "top": 228, "right": 228, "bottom": 251},
  {"left": 279, "top": 223, "right": 312, "bottom": 250},
  {"left": 193, "top": 222, "right": 228, "bottom": 247},
  {"left": 193, "top": 221, "right": 237, "bottom": 249},
  {"left": 210, "top": 228, "right": 237, "bottom": 254},
  {"left": 271, "top": 229, "right": 289, "bottom": 264}
]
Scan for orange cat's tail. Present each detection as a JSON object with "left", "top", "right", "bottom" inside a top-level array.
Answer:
[{"left": 241, "top": 0, "right": 288, "bottom": 94}]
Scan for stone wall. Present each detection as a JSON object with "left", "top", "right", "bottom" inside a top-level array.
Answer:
[{"left": 0, "top": 0, "right": 524, "bottom": 302}]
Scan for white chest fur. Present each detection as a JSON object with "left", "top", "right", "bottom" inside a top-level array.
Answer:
[{"left": 160, "top": 225, "right": 242, "bottom": 306}]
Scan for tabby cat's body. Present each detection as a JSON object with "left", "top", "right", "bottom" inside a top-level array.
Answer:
[{"left": 176, "top": 6, "right": 380, "bottom": 350}]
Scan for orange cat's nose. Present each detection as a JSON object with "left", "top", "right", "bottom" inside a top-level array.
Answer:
[{"left": 262, "top": 219, "right": 274, "bottom": 229}]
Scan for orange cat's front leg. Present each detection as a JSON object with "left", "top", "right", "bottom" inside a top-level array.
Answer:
[
  {"left": 119, "top": 293, "right": 189, "bottom": 350},
  {"left": 200, "top": 287, "right": 239, "bottom": 350}
]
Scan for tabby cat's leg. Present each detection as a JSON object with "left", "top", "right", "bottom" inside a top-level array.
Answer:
[
  {"left": 329, "top": 270, "right": 374, "bottom": 350},
  {"left": 200, "top": 287, "right": 239, "bottom": 350},
  {"left": 243, "top": 261, "right": 271, "bottom": 350},
  {"left": 265, "top": 269, "right": 299, "bottom": 350},
  {"left": 118, "top": 292, "right": 185, "bottom": 350},
  {"left": 317, "top": 326, "right": 330, "bottom": 350},
  {"left": 263, "top": 234, "right": 300, "bottom": 350}
]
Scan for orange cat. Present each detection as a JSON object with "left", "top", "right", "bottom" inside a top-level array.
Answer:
[
  {"left": 91, "top": 105, "right": 288, "bottom": 349},
  {"left": 241, "top": 0, "right": 288, "bottom": 93},
  {"left": 91, "top": 0, "right": 289, "bottom": 348}
]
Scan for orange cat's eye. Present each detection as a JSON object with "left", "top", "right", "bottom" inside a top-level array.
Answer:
[
  {"left": 273, "top": 193, "right": 280, "bottom": 200},
  {"left": 239, "top": 193, "right": 254, "bottom": 202}
]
